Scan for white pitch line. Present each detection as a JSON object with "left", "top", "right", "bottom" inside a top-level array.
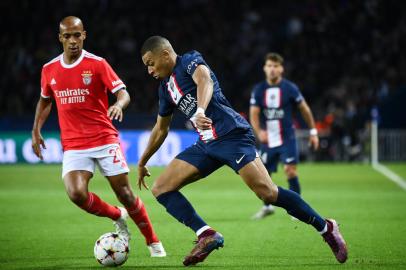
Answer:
[{"left": 373, "top": 163, "right": 406, "bottom": 191}]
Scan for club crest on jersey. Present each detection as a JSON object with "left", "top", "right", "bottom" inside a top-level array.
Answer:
[
  {"left": 166, "top": 75, "right": 183, "bottom": 105},
  {"left": 81, "top": 70, "right": 93, "bottom": 85}
]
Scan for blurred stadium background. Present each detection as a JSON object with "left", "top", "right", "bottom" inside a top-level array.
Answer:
[
  {"left": 0, "top": 0, "right": 405, "bottom": 269},
  {"left": 1, "top": 0, "right": 405, "bottom": 163}
]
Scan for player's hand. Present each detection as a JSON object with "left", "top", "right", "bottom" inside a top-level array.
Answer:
[
  {"left": 193, "top": 112, "right": 212, "bottom": 130},
  {"left": 107, "top": 105, "right": 123, "bottom": 122},
  {"left": 137, "top": 164, "right": 151, "bottom": 190},
  {"left": 31, "top": 131, "right": 46, "bottom": 160},
  {"left": 259, "top": 130, "right": 268, "bottom": 144},
  {"left": 309, "top": 135, "right": 319, "bottom": 151}
]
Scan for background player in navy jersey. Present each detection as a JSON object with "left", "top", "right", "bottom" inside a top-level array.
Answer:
[
  {"left": 137, "top": 36, "right": 347, "bottom": 266},
  {"left": 250, "top": 53, "right": 319, "bottom": 219}
]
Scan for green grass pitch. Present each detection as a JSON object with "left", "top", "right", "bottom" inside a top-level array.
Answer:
[{"left": 0, "top": 163, "right": 406, "bottom": 269}]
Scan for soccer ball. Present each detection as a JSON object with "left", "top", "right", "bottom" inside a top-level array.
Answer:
[{"left": 94, "top": 232, "right": 130, "bottom": 267}]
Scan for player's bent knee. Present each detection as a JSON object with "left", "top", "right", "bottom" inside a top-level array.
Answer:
[
  {"left": 260, "top": 183, "right": 278, "bottom": 204},
  {"left": 68, "top": 189, "right": 88, "bottom": 206},
  {"left": 151, "top": 180, "right": 175, "bottom": 198},
  {"left": 151, "top": 184, "right": 165, "bottom": 198}
]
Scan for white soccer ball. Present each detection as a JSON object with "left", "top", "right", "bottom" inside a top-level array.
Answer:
[{"left": 94, "top": 232, "right": 130, "bottom": 267}]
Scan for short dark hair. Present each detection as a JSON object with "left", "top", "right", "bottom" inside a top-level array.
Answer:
[
  {"left": 140, "top": 35, "right": 171, "bottom": 56},
  {"left": 264, "top": 53, "right": 284, "bottom": 64}
]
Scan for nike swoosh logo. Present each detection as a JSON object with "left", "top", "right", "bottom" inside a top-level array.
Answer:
[
  {"left": 285, "top": 157, "right": 295, "bottom": 163},
  {"left": 236, "top": 154, "right": 246, "bottom": 164}
]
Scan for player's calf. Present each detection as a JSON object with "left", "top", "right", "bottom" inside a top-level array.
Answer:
[
  {"left": 126, "top": 197, "right": 160, "bottom": 245},
  {"left": 79, "top": 192, "right": 121, "bottom": 220},
  {"left": 114, "top": 187, "right": 136, "bottom": 208}
]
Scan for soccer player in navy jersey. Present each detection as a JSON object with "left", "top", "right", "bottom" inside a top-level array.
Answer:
[
  {"left": 250, "top": 53, "right": 319, "bottom": 219},
  {"left": 137, "top": 36, "right": 347, "bottom": 266}
]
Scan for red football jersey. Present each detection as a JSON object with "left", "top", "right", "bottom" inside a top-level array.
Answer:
[{"left": 40, "top": 50, "right": 126, "bottom": 151}]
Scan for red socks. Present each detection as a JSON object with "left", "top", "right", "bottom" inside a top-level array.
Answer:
[
  {"left": 80, "top": 192, "right": 121, "bottom": 220},
  {"left": 79, "top": 193, "right": 159, "bottom": 245},
  {"left": 126, "top": 197, "right": 159, "bottom": 245}
]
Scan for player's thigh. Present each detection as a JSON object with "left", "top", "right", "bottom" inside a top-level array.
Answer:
[
  {"left": 63, "top": 170, "right": 93, "bottom": 201},
  {"left": 106, "top": 173, "right": 131, "bottom": 192},
  {"left": 154, "top": 142, "right": 222, "bottom": 195},
  {"left": 238, "top": 157, "right": 278, "bottom": 202},
  {"left": 62, "top": 149, "right": 95, "bottom": 195},
  {"left": 152, "top": 158, "right": 203, "bottom": 196}
]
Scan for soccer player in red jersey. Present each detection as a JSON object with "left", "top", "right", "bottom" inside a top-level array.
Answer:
[{"left": 31, "top": 16, "right": 166, "bottom": 257}]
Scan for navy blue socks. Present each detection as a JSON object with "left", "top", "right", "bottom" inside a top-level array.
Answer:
[
  {"left": 156, "top": 188, "right": 326, "bottom": 233},
  {"left": 288, "top": 176, "right": 301, "bottom": 194},
  {"left": 273, "top": 186, "right": 326, "bottom": 232},
  {"left": 156, "top": 191, "right": 207, "bottom": 233}
]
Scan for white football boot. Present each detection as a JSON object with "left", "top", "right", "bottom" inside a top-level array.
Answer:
[
  {"left": 251, "top": 205, "right": 275, "bottom": 220},
  {"left": 148, "top": 241, "right": 167, "bottom": 257},
  {"left": 113, "top": 207, "right": 131, "bottom": 241}
]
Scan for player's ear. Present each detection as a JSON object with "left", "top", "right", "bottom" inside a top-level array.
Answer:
[
  {"left": 82, "top": 31, "right": 87, "bottom": 40},
  {"left": 161, "top": 49, "right": 170, "bottom": 60},
  {"left": 58, "top": 33, "right": 63, "bottom": 43}
]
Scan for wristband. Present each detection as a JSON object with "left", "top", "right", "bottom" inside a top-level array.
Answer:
[
  {"left": 310, "top": 128, "right": 318, "bottom": 136},
  {"left": 196, "top": 107, "right": 205, "bottom": 115}
]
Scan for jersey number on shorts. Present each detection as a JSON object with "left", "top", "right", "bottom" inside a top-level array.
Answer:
[{"left": 109, "top": 147, "right": 124, "bottom": 164}]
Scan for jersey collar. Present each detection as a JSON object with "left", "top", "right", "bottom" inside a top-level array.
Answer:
[
  {"left": 266, "top": 78, "right": 283, "bottom": 87},
  {"left": 60, "top": 49, "right": 86, "bottom": 69}
]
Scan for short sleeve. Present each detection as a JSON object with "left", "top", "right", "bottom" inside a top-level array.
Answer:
[
  {"left": 290, "top": 83, "right": 304, "bottom": 104},
  {"left": 99, "top": 59, "right": 126, "bottom": 93},
  {"left": 180, "top": 51, "right": 206, "bottom": 76},
  {"left": 158, "top": 84, "right": 174, "bottom": 117},
  {"left": 250, "top": 84, "right": 262, "bottom": 107},
  {"left": 40, "top": 68, "right": 52, "bottom": 98}
]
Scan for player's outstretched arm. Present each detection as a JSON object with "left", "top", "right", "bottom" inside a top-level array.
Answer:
[
  {"left": 298, "top": 100, "right": 319, "bottom": 150},
  {"left": 137, "top": 114, "right": 172, "bottom": 189},
  {"left": 32, "top": 97, "right": 52, "bottom": 160},
  {"left": 192, "top": 65, "right": 213, "bottom": 130},
  {"left": 108, "top": 89, "right": 130, "bottom": 122}
]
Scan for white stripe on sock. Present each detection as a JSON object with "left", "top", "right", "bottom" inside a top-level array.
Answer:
[
  {"left": 319, "top": 223, "right": 328, "bottom": 235},
  {"left": 196, "top": 225, "right": 211, "bottom": 236}
]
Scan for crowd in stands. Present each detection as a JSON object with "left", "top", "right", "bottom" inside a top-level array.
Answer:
[{"left": 2, "top": 0, "right": 405, "bottom": 160}]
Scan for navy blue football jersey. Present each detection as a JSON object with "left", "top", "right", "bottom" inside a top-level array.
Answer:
[
  {"left": 250, "top": 79, "right": 304, "bottom": 148},
  {"left": 158, "top": 50, "right": 250, "bottom": 142}
]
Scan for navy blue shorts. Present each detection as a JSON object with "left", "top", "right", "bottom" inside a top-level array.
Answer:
[
  {"left": 259, "top": 138, "right": 299, "bottom": 173},
  {"left": 176, "top": 128, "right": 258, "bottom": 177}
]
